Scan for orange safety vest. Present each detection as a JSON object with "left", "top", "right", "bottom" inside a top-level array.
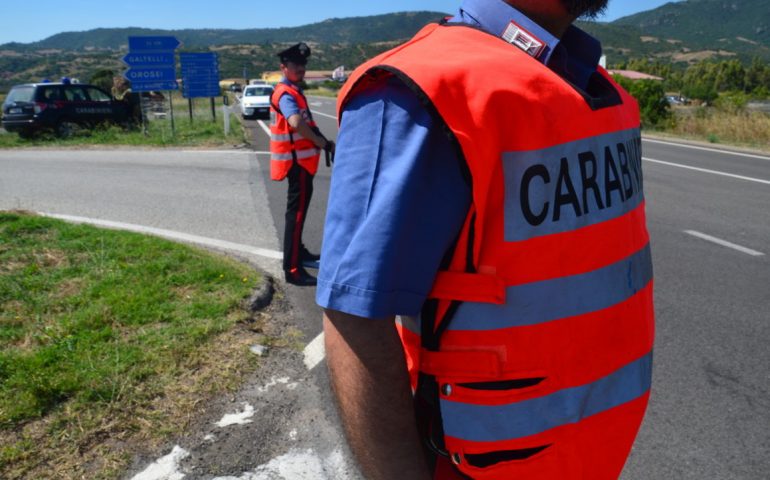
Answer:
[
  {"left": 340, "top": 23, "right": 655, "bottom": 480},
  {"left": 270, "top": 82, "right": 320, "bottom": 180}
]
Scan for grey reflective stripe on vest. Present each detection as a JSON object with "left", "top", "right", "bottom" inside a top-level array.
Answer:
[
  {"left": 447, "top": 244, "right": 652, "bottom": 331},
  {"left": 397, "top": 316, "right": 421, "bottom": 335},
  {"left": 440, "top": 352, "right": 652, "bottom": 442},
  {"left": 503, "top": 128, "right": 644, "bottom": 242},
  {"left": 271, "top": 148, "right": 318, "bottom": 162},
  {"left": 271, "top": 132, "right": 307, "bottom": 142}
]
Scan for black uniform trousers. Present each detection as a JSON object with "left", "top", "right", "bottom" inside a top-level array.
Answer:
[{"left": 283, "top": 162, "right": 314, "bottom": 276}]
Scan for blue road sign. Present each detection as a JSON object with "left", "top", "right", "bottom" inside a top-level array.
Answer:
[
  {"left": 132, "top": 81, "right": 179, "bottom": 93},
  {"left": 128, "top": 36, "right": 181, "bottom": 52},
  {"left": 123, "top": 52, "right": 176, "bottom": 67},
  {"left": 124, "top": 35, "right": 180, "bottom": 91},
  {"left": 180, "top": 53, "right": 220, "bottom": 98},
  {"left": 125, "top": 67, "right": 177, "bottom": 83}
]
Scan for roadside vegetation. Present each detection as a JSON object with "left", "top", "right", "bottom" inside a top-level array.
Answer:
[
  {"left": 0, "top": 212, "right": 273, "bottom": 479},
  {"left": 0, "top": 92, "right": 244, "bottom": 149},
  {"left": 611, "top": 57, "right": 770, "bottom": 150}
]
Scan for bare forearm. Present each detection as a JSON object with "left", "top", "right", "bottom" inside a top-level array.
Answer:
[
  {"left": 288, "top": 114, "right": 326, "bottom": 148},
  {"left": 323, "top": 310, "right": 431, "bottom": 480}
]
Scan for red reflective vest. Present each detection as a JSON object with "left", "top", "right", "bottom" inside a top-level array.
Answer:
[
  {"left": 340, "top": 23, "right": 655, "bottom": 480},
  {"left": 270, "top": 82, "right": 320, "bottom": 180}
]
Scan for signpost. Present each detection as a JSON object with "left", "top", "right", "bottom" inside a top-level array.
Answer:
[
  {"left": 180, "top": 53, "right": 221, "bottom": 122},
  {"left": 123, "top": 36, "right": 180, "bottom": 135}
]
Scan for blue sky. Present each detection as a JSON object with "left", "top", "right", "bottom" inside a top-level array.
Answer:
[{"left": 0, "top": 0, "right": 679, "bottom": 45}]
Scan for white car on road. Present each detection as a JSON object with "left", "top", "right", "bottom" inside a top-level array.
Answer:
[{"left": 241, "top": 84, "right": 274, "bottom": 120}]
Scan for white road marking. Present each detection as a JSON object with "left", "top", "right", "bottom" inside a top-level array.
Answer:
[
  {"left": 643, "top": 157, "right": 770, "bottom": 186},
  {"left": 40, "top": 213, "right": 283, "bottom": 260},
  {"left": 211, "top": 448, "right": 356, "bottom": 480},
  {"left": 303, "top": 333, "right": 326, "bottom": 370},
  {"left": 643, "top": 138, "right": 770, "bottom": 161},
  {"left": 685, "top": 230, "right": 765, "bottom": 257},
  {"left": 311, "top": 110, "right": 338, "bottom": 120},
  {"left": 180, "top": 150, "right": 254, "bottom": 155},
  {"left": 256, "top": 120, "right": 271, "bottom": 137},
  {"left": 130, "top": 446, "right": 189, "bottom": 480},
  {"left": 216, "top": 403, "right": 255, "bottom": 427}
]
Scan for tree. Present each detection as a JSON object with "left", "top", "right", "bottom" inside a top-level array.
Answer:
[
  {"left": 90, "top": 69, "right": 114, "bottom": 92},
  {"left": 714, "top": 60, "right": 745, "bottom": 92},
  {"left": 614, "top": 76, "right": 671, "bottom": 128},
  {"left": 745, "top": 57, "right": 770, "bottom": 97}
]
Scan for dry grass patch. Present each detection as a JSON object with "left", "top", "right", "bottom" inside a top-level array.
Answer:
[{"left": 670, "top": 109, "right": 770, "bottom": 149}]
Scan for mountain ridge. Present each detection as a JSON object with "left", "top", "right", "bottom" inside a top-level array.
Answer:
[{"left": 2, "top": 6, "right": 770, "bottom": 92}]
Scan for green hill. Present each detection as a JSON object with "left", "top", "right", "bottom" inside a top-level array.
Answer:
[
  {"left": 610, "top": 0, "right": 770, "bottom": 62},
  {"left": 1, "top": 12, "right": 446, "bottom": 51},
  {"left": 2, "top": 6, "right": 770, "bottom": 92}
]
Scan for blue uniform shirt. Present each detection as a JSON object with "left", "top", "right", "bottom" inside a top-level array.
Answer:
[
  {"left": 317, "top": 0, "right": 603, "bottom": 318},
  {"left": 277, "top": 77, "right": 301, "bottom": 118}
]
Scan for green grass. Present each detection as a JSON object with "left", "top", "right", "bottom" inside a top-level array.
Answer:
[{"left": 0, "top": 212, "right": 266, "bottom": 479}]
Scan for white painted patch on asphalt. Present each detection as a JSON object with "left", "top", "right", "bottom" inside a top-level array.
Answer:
[
  {"left": 211, "top": 448, "right": 356, "bottom": 480},
  {"left": 309, "top": 101, "right": 323, "bottom": 106},
  {"left": 685, "top": 230, "right": 765, "bottom": 257},
  {"left": 250, "top": 344, "right": 268, "bottom": 356},
  {"left": 131, "top": 445, "right": 190, "bottom": 480},
  {"left": 40, "top": 213, "right": 283, "bottom": 260},
  {"left": 216, "top": 403, "right": 255, "bottom": 427},
  {"left": 643, "top": 158, "right": 770, "bottom": 185},
  {"left": 303, "top": 333, "right": 325, "bottom": 371},
  {"left": 289, "top": 429, "right": 298, "bottom": 441},
  {"left": 643, "top": 138, "right": 770, "bottom": 161},
  {"left": 258, "top": 376, "right": 298, "bottom": 393}
]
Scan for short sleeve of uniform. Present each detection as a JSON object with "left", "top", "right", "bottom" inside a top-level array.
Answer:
[
  {"left": 278, "top": 92, "right": 300, "bottom": 118},
  {"left": 316, "top": 75, "right": 471, "bottom": 319}
]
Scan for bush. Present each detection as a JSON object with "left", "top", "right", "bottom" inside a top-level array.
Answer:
[
  {"left": 614, "top": 76, "right": 672, "bottom": 128},
  {"left": 714, "top": 91, "right": 749, "bottom": 113},
  {"left": 89, "top": 69, "right": 115, "bottom": 93},
  {"left": 681, "top": 83, "right": 718, "bottom": 104},
  {"left": 320, "top": 80, "right": 342, "bottom": 91}
]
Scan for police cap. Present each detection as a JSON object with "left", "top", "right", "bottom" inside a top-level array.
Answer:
[{"left": 278, "top": 42, "right": 311, "bottom": 65}]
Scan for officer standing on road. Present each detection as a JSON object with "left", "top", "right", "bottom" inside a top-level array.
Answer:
[
  {"left": 318, "top": 0, "right": 655, "bottom": 479},
  {"left": 270, "top": 42, "right": 334, "bottom": 286}
]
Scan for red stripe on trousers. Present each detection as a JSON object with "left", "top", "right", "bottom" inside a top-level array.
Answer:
[{"left": 290, "top": 167, "right": 307, "bottom": 274}]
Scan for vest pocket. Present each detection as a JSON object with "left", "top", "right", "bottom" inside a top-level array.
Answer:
[
  {"left": 449, "top": 442, "right": 561, "bottom": 479},
  {"left": 438, "top": 370, "right": 550, "bottom": 404},
  {"left": 464, "top": 444, "right": 551, "bottom": 467}
]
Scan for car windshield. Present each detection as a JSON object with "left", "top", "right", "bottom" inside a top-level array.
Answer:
[
  {"left": 5, "top": 86, "right": 36, "bottom": 104},
  {"left": 245, "top": 87, "right": 272, "bottom": 97}
]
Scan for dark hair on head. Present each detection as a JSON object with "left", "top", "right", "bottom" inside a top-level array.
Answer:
[{"left": 561, "top": 0, "right": 609, "bottom": 19}]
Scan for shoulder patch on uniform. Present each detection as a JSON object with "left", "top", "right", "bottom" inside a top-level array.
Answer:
[{"left": 502, "top": 21, "right": 545, "bottom": 58}]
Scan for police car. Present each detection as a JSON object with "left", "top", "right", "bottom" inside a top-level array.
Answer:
[
  {"left": 1, "top": 82, "right": 130, "bottom": 138},
  {"left": 241, "top": 84, "right": 274, "bottom": 120}
]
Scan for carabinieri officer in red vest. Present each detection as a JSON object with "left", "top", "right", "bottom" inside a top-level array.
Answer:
[
  {"left": 270, "top": 42, "right": 334, "bottom": 286},
  {"left": 319, "top": 0, "right": 655, "bottom": 478}
]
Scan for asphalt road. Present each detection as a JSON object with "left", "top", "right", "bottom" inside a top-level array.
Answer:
[{"left": 1, "top": 99, "right": 769, "bottom": 479}]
